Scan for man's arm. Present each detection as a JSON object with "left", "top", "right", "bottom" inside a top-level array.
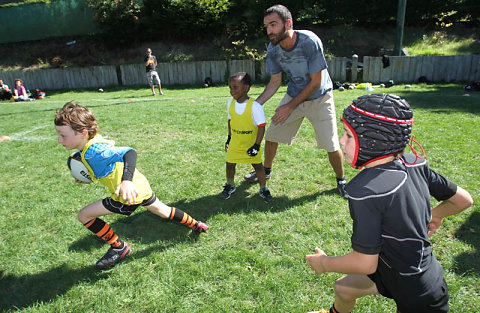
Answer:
[
  {"left": 306, "top": 247, "right": 379, "bottom": 275},
  {"left": 271, "top": 71, "right": 322, "bottom": 125},
  {"left": 256, "top": 72, "right": 283, "bottom": 105}
]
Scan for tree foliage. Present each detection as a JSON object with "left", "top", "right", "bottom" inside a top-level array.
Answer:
[
  {"left": 87, "top": 0, "right": 479, "bottom": 45},
  {"left": 86, "top": 0, "right": 141, "bottom": 44}
]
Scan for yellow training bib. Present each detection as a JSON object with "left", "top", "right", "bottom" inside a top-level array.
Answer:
[{"left": 226, "top": 98, "right": 262, "bottom": 164}]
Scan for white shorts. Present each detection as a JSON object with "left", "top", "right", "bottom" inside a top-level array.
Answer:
[
  {"left": 265, "top": 91, "right": 340, "bottom": 152},
  {"left": 146, "top": 71, "right": 161, "bottom": 86}
]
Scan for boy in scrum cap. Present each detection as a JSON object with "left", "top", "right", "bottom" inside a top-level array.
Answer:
[{"left": 306, "top": 94, "right": 473, "bottom": 313}]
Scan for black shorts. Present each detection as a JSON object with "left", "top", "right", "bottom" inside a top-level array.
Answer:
[
  {"left": 102, "top": 193, "right": 157, "bottom": 216},
  {"left": 368, "top": 260, "right": 449, "bottom": 313}
]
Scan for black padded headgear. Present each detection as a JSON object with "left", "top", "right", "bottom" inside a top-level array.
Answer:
[{"left": 342, "top": 93, "right": 413, "bottom": 169}]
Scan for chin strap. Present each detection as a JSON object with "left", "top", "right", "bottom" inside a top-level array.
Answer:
[{"left": 401, "top": 135, "right": 425, "bottom": 166}]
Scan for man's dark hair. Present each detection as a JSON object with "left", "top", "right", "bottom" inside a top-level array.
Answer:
[
  {"left": 264, "top": 4, "right": 292, "bottom": 25},
  {"left": 229, "top": 72, "right": 252, "bottom": 87}
]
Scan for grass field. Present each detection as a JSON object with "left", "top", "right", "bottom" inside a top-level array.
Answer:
[{"left": 0, "top": 83, "right": 479, "bottom": 312}]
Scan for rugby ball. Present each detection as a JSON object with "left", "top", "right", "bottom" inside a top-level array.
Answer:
[{"left": 67, "top": 152, "right": 92, "bottom": 183}]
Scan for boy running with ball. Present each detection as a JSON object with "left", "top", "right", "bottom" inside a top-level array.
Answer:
[
  {"left": 55, "top": 102, "right": 208, "bottom": 269},
  {"left": 306, "top": 94, "right": 473, "bottom": 313},
  {"left": 222, "top": 72, "right": 273, "bottom": 202}
]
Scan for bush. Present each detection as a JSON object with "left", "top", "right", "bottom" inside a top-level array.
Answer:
[
  {"left": 140, "top": 0, "right": 231, "bottom": 41},
  {"left": 87, "top": 0, "right": 141, "bottom": 45}
]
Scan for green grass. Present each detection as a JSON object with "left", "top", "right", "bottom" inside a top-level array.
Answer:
[
  {"left": 405, "top": 34, "right": 480, "bottom": 56},
  {"left": 0, "top": 83, "right": 479, "bottom": 312}
]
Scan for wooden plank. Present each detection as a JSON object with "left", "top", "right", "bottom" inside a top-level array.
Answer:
[
  {"left": 331, "top": 57, "right": 346, "bottom": 82},
  {"left": 457, "top": 55, "right": 472, "bottom": 81},
  {"left": 422, "top": 56, "right": 434, "bottom": 82},
  {"left": 472, "top": 55, "right": 480, "bottom": 82},
  {"left": 412, "top": 56, "right": 424, "bottom": 83},
  {"left": 373, "top": 57, "right": 381, "bottom": 83},
  {"left": 378, "top": 56, "right": 391, "bottom": 84},
  {"left": 432, "top": 56, "right": 445, "bottom": 82},
  {"left": 362, "top": 56, "right": 370, "bottom": 82}
]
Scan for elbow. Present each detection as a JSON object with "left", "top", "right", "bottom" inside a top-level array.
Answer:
[
  {"left": 457, "top": 186, "right": 474, "bottom": 210},
  {"left": 365, "top": 262, "right": 378, "bottom": 275},
  {"left": 363, "top": 254, "right": 378, "bottom": 274},
  {"left": 362, "top": 257, "right": 378, "bottom": 274}
]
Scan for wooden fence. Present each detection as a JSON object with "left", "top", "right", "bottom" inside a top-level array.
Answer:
[
  {"left": 0, "top": 55, "right": 478, "bottom": 91},
  {"left": 362, "top": 55, "right": 480, "bottom": 84}
]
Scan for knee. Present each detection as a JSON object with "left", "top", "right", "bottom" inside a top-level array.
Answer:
[
  {"left": 77, "top": 209, "right": 90, "bottom": 224},
  {"left": 251, "top": 163, "right": 263, "bottom": 170},
  {"left": 334, "top": 279, "right": 356, "bottom": 302}
]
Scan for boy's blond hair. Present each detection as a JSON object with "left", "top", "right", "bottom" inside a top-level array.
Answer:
[{"left": 54, "top": 102, "right": 98, "bottom": 139}]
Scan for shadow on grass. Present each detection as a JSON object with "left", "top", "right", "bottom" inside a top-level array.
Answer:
[
  {"left": 0, "top": 181, "right": 337, "bottom": 310},
  {"left": 169, "top": 180, "right": 339, "bottom": 220},
  {"left": 68, "top": 180, "right": 338, "bottom": 252},
  {"left": 452, "top": 209, "right": 480, "bottom": 275},
  {"left": 0, "top": 264, "right": 109, "bottom": 311},
  {"left": 393, "top": 84, "right": 480, "bottom": 114}
]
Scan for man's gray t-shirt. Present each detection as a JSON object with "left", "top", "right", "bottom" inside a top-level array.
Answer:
[{"left": 266, "top": 30, "right": 332, "bottom": 100}]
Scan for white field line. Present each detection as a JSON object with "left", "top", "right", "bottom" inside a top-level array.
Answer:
[{"left": 8, "top": 124, "right": 51, "bottom": 141}]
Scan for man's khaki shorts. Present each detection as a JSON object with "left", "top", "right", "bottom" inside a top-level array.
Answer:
[
  {"left": 146, "top": 71, "right": 161, "bottom": 86},
  {"left": 265, "top": 91, "right": 340, "bottom": 152}
]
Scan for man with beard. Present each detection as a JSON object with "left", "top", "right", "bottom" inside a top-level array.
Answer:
[{"left": 244, "top": 4, "right": 347, "bottom": 198}]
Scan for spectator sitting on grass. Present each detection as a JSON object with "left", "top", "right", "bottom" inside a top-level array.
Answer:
[
  {"left": 0, "top": 79, "right": 13, "bottom": 101},
  {"left": 13, "top": 78, "right": 33, "bottom": 101}
]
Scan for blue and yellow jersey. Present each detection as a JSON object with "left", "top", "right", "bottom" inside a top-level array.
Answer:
[{"left": 80, "top": 135, "right": 153, "bottom": 205}]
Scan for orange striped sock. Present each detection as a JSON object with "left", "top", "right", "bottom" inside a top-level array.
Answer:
[
  {"left": 84, "top": 218, "right": 121, "bottom": 247},
  {"left": 330, "top": 304, "right": 342, "bottom": 313},
  {"left": 169, "top": 207, "right": 198, "bottom": 229}
]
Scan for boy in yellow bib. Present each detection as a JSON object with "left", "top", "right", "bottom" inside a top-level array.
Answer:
[
  {"left": 54, "top": 102, "right": 208, "bottom": 270},
  {"left": 222, "top": 72, "right": 273, "bottom": 202}
]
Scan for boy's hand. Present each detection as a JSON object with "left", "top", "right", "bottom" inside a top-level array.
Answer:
[
  {"left": 247, "top": 143, "right": 260, "bottom": 156},
  {"left": 115, "top": 180, "right": 138, "bottom": 205},
  {"left": 428, "top": 216, "right": 443, "bottom": 237},
  {"left": 74, "top": 178, "right": 90, "bottom": 184},
  {"left": 225, "top": 135, "right": 231, "bottom": 151},
  {"left": 306, "top": 247, "right": 328, "bottom": 274}
]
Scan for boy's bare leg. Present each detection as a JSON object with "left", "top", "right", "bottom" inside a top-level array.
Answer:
[
  {"left": 145, "top": 198, "right": 173, "bottom": 218},
  {"left": 226, "top": 162, "right": 236, "bottom": 181},
  {"left": 78, "top": 200, "right": 114, "bottom": 224},
  {"left": 333, "top": 274, "right": 379, "bottom": 312}
]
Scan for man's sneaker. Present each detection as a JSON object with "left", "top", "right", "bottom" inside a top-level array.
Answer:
[
  {"left": 152, "top": 92, "right": 156, "bottom": 96},
  {"left": 159, "top": 91, "right": 165, "bottom": 96},
  {"left": 259, "top": 188, "right": 274, "bottom": 202},
  {"left": 337, "top": 178, "right": 348, "bottom": 199},
  {"left": 95, "top": 242, "right": 131, "bottom": 270},
  {"left": 220, "top": 184, "right": 236, "bottom": 199},
  {"left": 244, "top": 170, "right": 271, "bottom": 183},
  {"left": 193, "top": 221, "right": 209, "bottom": 233}
]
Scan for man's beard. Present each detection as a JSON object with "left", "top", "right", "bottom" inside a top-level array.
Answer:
[{"left": 269, "top": 25, "right": 288, "bottom": 45}]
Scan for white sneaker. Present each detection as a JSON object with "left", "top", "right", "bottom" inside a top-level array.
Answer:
[
  {"left": 160, "top": 91, "right": 165, "bottom": 96},
  {"left": 152, "top": 92, "right": 156, "bottom": 96}
]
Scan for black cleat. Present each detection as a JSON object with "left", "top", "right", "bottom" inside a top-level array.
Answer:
[{"left": 96, "top": 242, "right": 131, "bottom": 270}]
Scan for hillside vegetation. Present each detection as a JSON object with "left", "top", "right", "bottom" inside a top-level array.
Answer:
[{"left": 0, "top": 24, "right": 478, "bottom": 72}]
